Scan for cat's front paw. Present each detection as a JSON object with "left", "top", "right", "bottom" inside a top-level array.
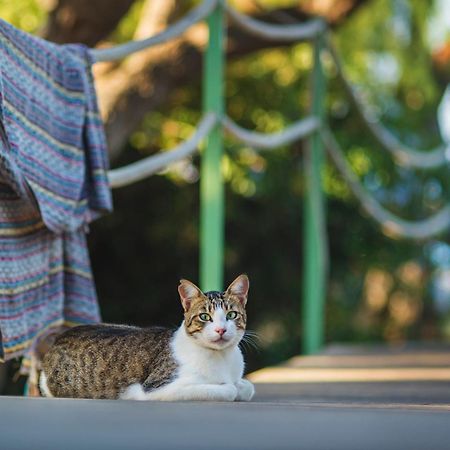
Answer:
[
  {"left": 218, "top": 383, "right": 238, "bottom": 402},
  {"left": 235, "top": 379, "right": 255, "bottom": 401}
]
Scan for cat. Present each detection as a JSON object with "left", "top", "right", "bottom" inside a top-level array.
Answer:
[{"left": 39, "top": 274, "right": 255, "bottom": 402}]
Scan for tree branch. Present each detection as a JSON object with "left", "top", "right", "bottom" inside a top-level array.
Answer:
[
  {"left": 41, "top": 0, "right": 372, "bottom": 160},
  {"left": 41, "top": 0, "right": 137, "bottom": 46}
]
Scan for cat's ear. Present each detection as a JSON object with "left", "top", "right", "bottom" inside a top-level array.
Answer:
[
  {"left": 178, "top": 279, "right": 203, "bottom": 312},
  {"left": 226, "top": 274, "right": 249, "bottom": 306}
]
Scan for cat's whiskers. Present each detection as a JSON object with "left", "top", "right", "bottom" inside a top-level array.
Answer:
[
  {"left": 243, "top": 330, "right": 259, "bottom": 339},
  {"left": 239, "top": 330, "right": 260, "bottom": 353},
  {"left": 239, "top": 338, "right": 258, "bottom": 353}
]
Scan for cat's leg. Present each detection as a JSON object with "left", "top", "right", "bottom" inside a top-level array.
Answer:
[
  {"left": 39, "top": 371, "right": 54, "bottom": 398},
  {"left": 235, "top": 378, "right": 255, "bottom": 401},
  {"left": 151, "top": 383, "right": 238, "bottom": 402},
  {"left": 121, "top": 382, "right": 238, "bottom": 402}
]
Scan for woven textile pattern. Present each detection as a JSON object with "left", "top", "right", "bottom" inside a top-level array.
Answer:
[{"left": 0, "top": 19, "right": 112, "bottom": 361}]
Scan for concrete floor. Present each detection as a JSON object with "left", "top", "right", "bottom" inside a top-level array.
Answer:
[
  {"left": 1, "top": 389, "right": 450, "bottom": 450},
  {"left": 2, "top": 345, "right": 450, "bottom": 450}
]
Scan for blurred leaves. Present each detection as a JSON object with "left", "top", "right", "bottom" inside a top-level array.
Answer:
[
  {"left": 2, "top": 0, "right": 450, "bottom": 371},
  {"left": 0, "top": 0, "right": 46, "bottom": 32}
]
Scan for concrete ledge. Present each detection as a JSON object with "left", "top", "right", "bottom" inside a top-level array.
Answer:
[
  {"left": 249, "top": 367, "right": 450, "bottom": 383},
  {"left": 249, "top": 345, "right": 450, "bottom": 383}
]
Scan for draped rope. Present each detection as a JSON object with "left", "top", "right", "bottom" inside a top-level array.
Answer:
[
  {"left": 225, "top": 3, "right": 326, "bottom": 42},
  {"left": 91, "top": 0, "right": 218, "bottom": 62},
  {"left": 320, "top": 126, "right": 450, "bottom": 239},
  {"left": 108, "top": 113, "right": 217, "bottom": 188},
  {"left": 96, "top": 3, "right": 448, "bottom": 239},
  {"left": 326, "top": 39, "right": 449, "bottom": 170},
  {"left": 222, "top": 115, "right": 320, "bottom": 149}
]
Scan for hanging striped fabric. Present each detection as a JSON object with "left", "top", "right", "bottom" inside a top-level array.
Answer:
[{"left": 0, "top": 19, "right": 112, "bottom": 362}]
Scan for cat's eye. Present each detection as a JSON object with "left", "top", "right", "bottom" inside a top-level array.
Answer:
[
  {"left": 226, "top": 311, "right": 238, "bottom": 320},
  {"left": 199, "top": 313, "right": 212, "bottom": 322}
]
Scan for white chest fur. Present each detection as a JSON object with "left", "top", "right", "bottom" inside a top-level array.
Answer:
[{"left": 171, "top": 326, "right": 244, "bottom": 385}]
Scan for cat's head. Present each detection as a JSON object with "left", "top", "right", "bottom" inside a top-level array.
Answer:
[{"left": 178, "top": 274, "right": 249, "bottom": 350}]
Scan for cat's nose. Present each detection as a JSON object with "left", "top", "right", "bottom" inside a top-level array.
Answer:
[{"left": 215, "top": 327, "right": 226, "bottom": 336}]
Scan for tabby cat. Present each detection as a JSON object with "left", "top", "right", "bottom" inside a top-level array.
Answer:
[{"left": 40, "top": 274, "right": 255, "bottom": 401}]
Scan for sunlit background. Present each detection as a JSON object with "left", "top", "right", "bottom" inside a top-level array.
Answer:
[{"left": 1, "top": 0, "right": 449, "bottom": 376}]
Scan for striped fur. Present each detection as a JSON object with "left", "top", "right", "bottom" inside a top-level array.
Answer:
[{"left": 41, "top": 276, "right": 254, "bottom": 401}]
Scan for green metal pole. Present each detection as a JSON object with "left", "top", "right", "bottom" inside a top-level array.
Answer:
[
  {"left": 302, "top": 35, "right": 328, "bottom": 354},
  {"left": 200, "top": 4, "right": 225, "bottom": 291}
]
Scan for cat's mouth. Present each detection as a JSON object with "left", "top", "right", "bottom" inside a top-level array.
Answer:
[
  {"left": 203, "top": 335, "right": 235, "bottom": 350},
  {"left": 211, "top": 336, "right": 230, "bottom": 345}
]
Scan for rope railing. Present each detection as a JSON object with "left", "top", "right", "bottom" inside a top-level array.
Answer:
[
  {"left": 222, "top": 115, "right": 320, "bottom": 149},
  {"left": 320, "top": 126, "right": 450, "bottom": 239},
  {"left": 86, "top": 1, "right": 448, "bottom": 354},
  {"left": 91, "top": 0, "right": 218, "bottom": 62},
  {"left": 225, "top": 3, "right": 326, "bottom": 42},
  {"left": 326, "top": 39, "right": 449, "bottom": 170},
  {"left": 108, "top": 113, "right": 217, "bottom": 188},
  {"left": 100, "top": 2, "right": 449, "bottom": 241}
]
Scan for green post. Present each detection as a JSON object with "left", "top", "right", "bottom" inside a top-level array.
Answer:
[
  {"left": 302, "top": 35, "right": 328, "bottom": 354},
  {"left": 200, "top": 4, "right": 225, "bottom": 291}
]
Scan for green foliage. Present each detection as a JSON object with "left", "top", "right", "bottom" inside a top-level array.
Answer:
[
  {"left": 89, "top": 0, "right": 450, "bottom": 367},
  {"left": 0, "top": 0, "right": 46, "bottom": 31},
  {"left": 110, "top": 0, "right": 145, "bottom": 43},
  {"left": 2, "top": 1, "right": 449, "bottom": 372}
]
